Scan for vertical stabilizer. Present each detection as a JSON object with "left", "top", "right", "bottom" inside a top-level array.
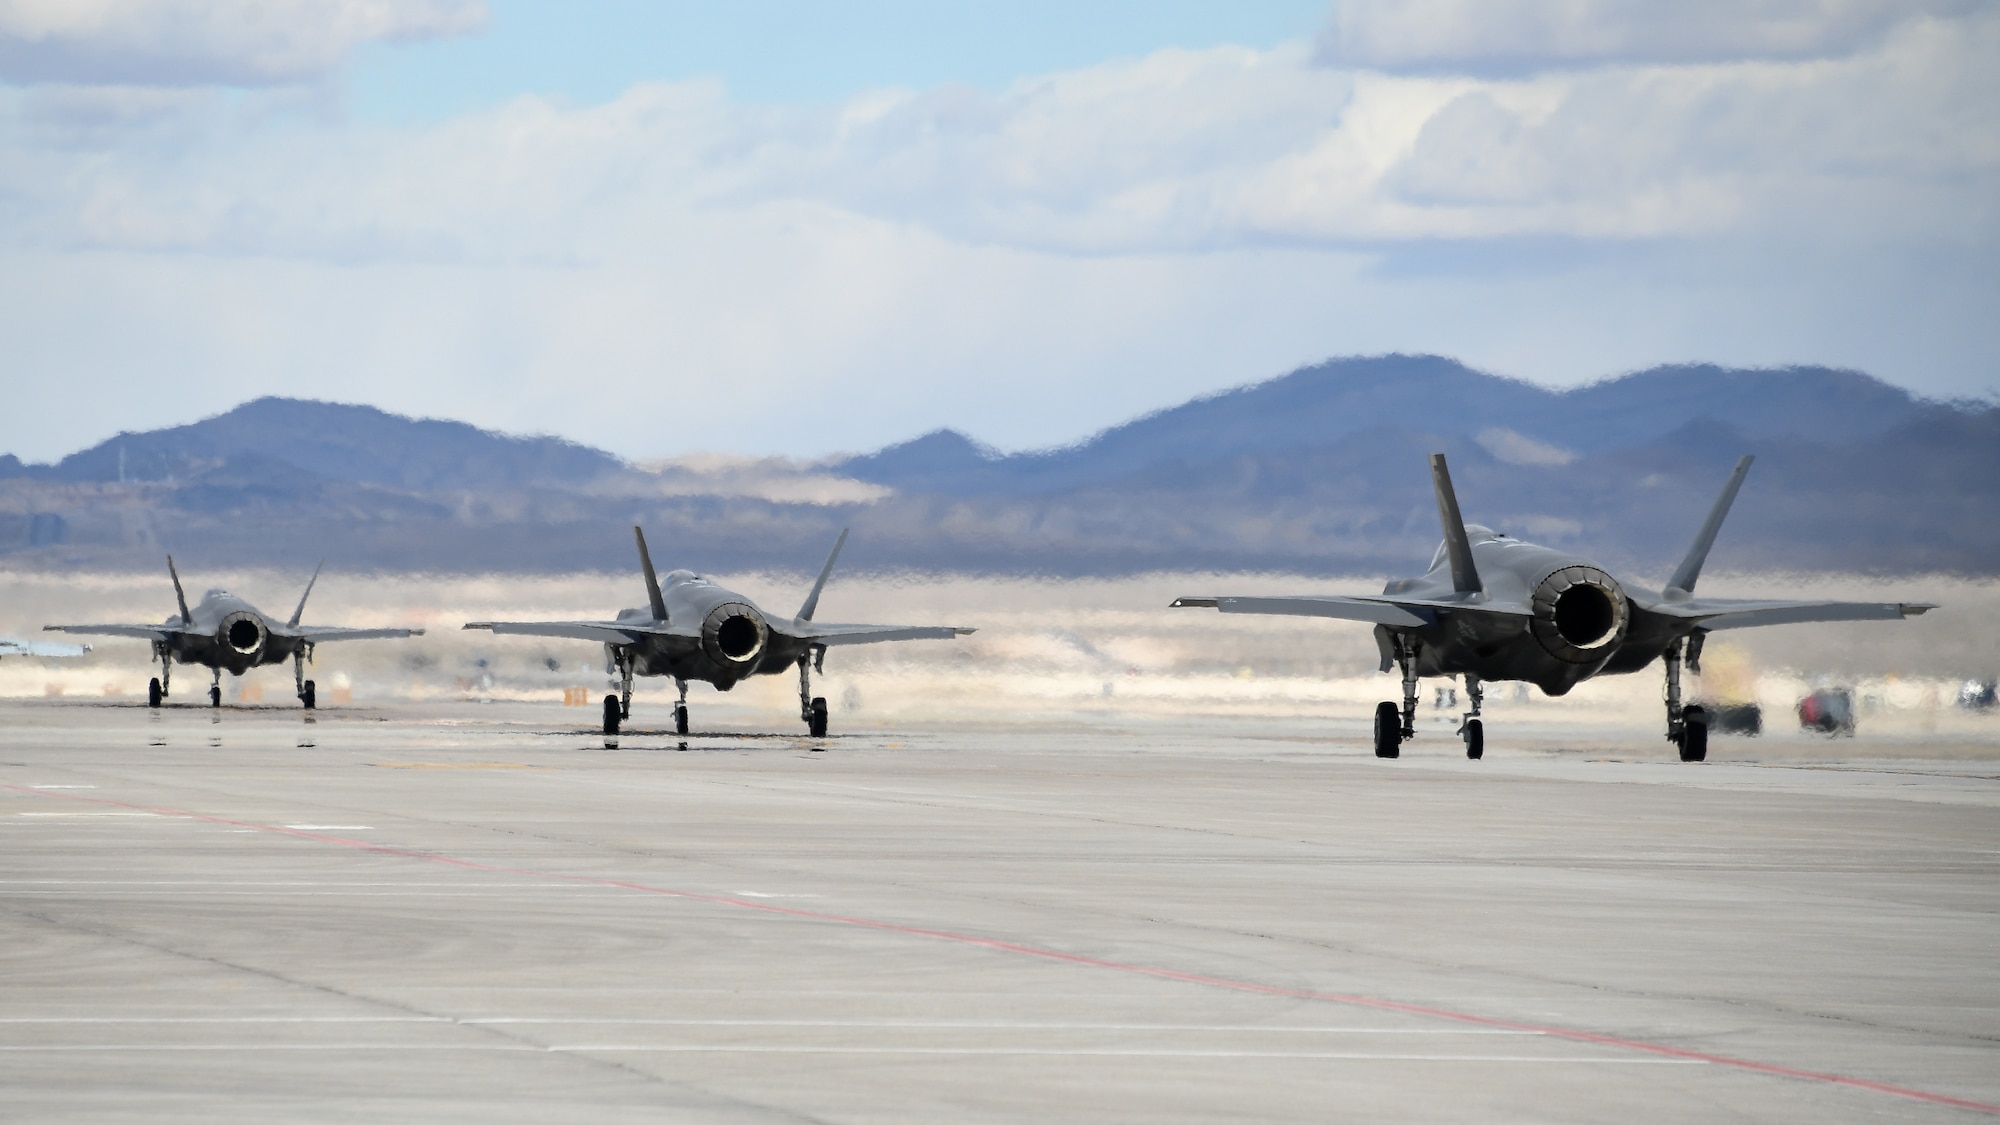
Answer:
[
  {"left": 633, "top": 527, "right": 669, "bottom": 621},
  {"left": 1429, "top": 454, "right": 1483, "bottom": 595},
  {"left": 1665, "top": 455, "right": 1754, "bottom": 598},
  {"left": 797, "top": 528, "right": 849, "bottom": 622},
  {"left": 288, "top": 559, "right": 324, "bottom": 627},
  {"left": 165, "top": 555, "right": 192, "bottom": 624}
]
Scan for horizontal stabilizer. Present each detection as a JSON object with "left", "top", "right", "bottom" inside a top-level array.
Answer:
[
  {"left": 790, "top": 622, "right": 975, "bottom": 647},
  {"left": 1174, "top": 595, "right": 1431, "bottom": 628},
  {"left": 464, "top": 620, "right": 673, "bottom": 645},
  {"left": 44, "top": 624, "right": 173, "bottom": 641},
  {"left": 1658, "top": 599, "right": 1935, "bottom": 632}
]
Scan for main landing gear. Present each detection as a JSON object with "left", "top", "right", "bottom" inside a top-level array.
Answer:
[
  {"left": 603, "top": 648, "right": 636, "bottom": 735},
  {"left": 1373, "top": 636, "right": 1422, "bottom": 759},
  {"left": 674, "top": 678, "right": 690, "bottom": 735},
  {"left": 1664, "top": 634, "right": 1708, "bottom": 763},
  {"left": 293, "top": 646, "right": 316, "bottom": 710},
  {"left": 148, "top": 643, "right": 171, "bottom": 708},
  {"left": 1372, "top": 638, "right": 1484, "bottom": 760},
  {"left": 208, "top": 666, "right": 222, "bottom": 708},
  {"left": 1458, "top": 675, "right": 1484, "bottom": 760},
  {"left": 799, "top": 649, "right": 828, "bottom": 739}
]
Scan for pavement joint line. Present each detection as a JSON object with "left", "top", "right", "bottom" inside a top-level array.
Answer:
[
  {"left": 6, "top": 781, "right": 1997, "bottom": 1117},
  {"left": 0, "top": 1045, "right": 1706, "bottom": 1060}
]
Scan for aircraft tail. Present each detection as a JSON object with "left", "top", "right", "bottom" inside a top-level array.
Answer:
[
  {"left": 288, "top": 559, "right": 324, "bottom": 627},
  {"left": 1665, "top": 455, "right": 1754, "bottom": 598},
  {"left": 797, "top": 528, "right": 849, "bottom": 621},
  {"left": 1428, "top": 454, "right": 1483, "bottom": 595},
  {"left": 633, "top": 527, "right": 669, "bottom": 621},
  {"left": 165, "top": 555, "right": 192, "bottom": 624}
]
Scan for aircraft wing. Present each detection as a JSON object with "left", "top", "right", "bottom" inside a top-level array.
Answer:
[
  {"left": 42, "top": 624, "right": 174, "bottom": 641},
  {"left": 783, "top": 622, "right": 976, "bottom": 647},
  {"left": 461, "top": 620, "right": 681, "bottom": 645},
  {"left": 1647, "top": 598, "right": 1936, "bottom": 631},
  {"left": 275, "top": 625, "right": 427, "bottom": 643},
  {"left": 1167, "top": 594, "right": 1529, "bottom": 628},
  {"left": 2, "top": 637, "right": 91, "bottom": 657}
]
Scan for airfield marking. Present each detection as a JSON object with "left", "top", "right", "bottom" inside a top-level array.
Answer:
[{"left": 6, "top": 782, "right": 1998, "bottom": 1117}]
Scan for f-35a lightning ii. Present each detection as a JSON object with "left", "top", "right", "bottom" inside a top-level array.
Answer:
[
  {"left": 465, "top": 527, "right": 975, "bottom": 737},
  {"left": 1173, "top": 454, "right": 1933, "bottom": 762},
  {"left": 45, "top": 557, "right": 424, "bottom": 708}
]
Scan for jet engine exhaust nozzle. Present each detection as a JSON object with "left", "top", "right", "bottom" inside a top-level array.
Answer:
[
  {"left": 1530, "top": 566, "right": 1628, "bottom": 664},
  {"left": 218, "top": 611, "right": 267, "bottom": 657},
  {"left": 701, "top": 603, "right": 768, "bottom": 668}
]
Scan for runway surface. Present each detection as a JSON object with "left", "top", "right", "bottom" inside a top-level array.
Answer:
[{"left": 2, "top": 700, "right": 1997, "bottom": 1122}]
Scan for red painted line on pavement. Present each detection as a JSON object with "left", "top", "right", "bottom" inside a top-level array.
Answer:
[{"left": 9, "top": 782, "right": 1997, "bottom": 1116}]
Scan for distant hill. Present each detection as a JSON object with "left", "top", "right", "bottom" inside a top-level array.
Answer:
[
  {"left": 5, "top": 397, "right": 621, "bottom": 493},
  {"left": 0, "top": 361, "right": 1993, "bottom": 577}
]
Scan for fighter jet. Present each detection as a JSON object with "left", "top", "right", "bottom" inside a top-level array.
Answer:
[
  {"left": 1172, "top": 454, "right": 1932, "bottom": 762},
  {"left": 465, "top": 527, "right": 974, "bottom": 736},
  {"left": 45, "top": 557, "right": 424, "bottom": 708}
]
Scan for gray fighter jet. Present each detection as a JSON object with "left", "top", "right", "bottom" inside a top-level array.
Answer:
[
  {"left": 45, "top": 558, "right": 424, "bottom": 708},
  {"left": 1173, "top": 454, "right": 1932, "bottom": 762},
  {"left": 465, "top": 527, "right": 974, "bottom": 737}
]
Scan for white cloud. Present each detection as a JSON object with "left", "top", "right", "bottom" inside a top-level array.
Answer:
[
  {"left": 0, "top": 0, "right": 485, "bottom": 86},
  {"left": 1316, "top": 0, "right": 1986, "bottom": 75},
  {"left": 0, "top": 8, "right": 1993, "bottom": 464}
]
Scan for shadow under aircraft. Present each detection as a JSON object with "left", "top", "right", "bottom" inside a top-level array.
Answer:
[
  {"left": 46, "top": 558, "right": 425, "bottom": 708},
  {"left": 1174, "top": 454, "right": 1933, "bottom": 762},
  {"left": 465, "top": 528, "right": 974, "bottom": 737}
]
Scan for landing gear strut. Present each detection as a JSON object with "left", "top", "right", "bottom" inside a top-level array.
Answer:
[
  {"left": 149, "top": 642, "right": 171, "bottom": 708},
  {"left": 293, "top": 645, "right": 316, "bottom": 710},
  {"left": 1664, "top": 635, "right": 1707, "bottom": 762},
  {"left": 603, "top": 649, "right": 634, "bottom": 735},
  {"left": 1374, "top": 636, "right": 1421, "bottom": 758},
  {"left": 1458, "top": 675, "right": 1484, "bottom": 760},
  {"left": 799, "top": 648, "right": 828, "bottom": 739},
  {"left": 208, "top": 666, "right": 222, "bottom": 708},
  {"left": 673, "top": 678, "right": 690, "bottom": 735}
]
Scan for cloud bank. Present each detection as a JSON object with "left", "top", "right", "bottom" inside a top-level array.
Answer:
[{"left": 0, "top": 2, "right": 1993, "bottom": 464}]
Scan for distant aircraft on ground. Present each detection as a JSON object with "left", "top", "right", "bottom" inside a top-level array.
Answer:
[
  {"left": 1173, "top": 454, "right": 1933, "bottom": 762},
  {"left": 45, "top": 558, "right": 424, "bottom": 708},
  {"left": 0, "top": 638, "right": 89, "bottom": 659},
  {"left": 465, "top": 527, "right": 975, "bottom": 737}
]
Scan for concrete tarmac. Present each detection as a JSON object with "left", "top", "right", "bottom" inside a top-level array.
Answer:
[{"left": 2, "top": 699, "right": 1997, "bottom": 1122}]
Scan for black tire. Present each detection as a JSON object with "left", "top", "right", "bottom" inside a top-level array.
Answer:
[
  {"left": 674, "top": 704, "right": 689, "bottom": 735},
  {"left": 148, "top": 678, "right": 162, "bottom": 708},
  {"left": 1463, "top": 718, "right": 1483, "bottom": 760},
  {"left": 300, "top": 680, "right": 316, "bottom": 710},
  {"left": 602, "top": 694, "right": 621, "bottom": 736},
  {"left": 209, "top": 685, "right": 221, "bottom": 708},
  {"left": 1679, "top": 706, "right": 1708, "bottom": 762},
  {"left": 808, "top": 696, "right": 829, "bottom": 738},
  {"left": 1373, "top": 701, "right": 1401, "bottom": 759}
]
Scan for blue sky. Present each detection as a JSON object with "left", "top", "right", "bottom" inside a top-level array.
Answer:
[
  {"left": 0, "top": 1, "right": 1994, "bottom": 464},
  {"left": 350, "top": 1, "right": 1332, "bottom": 118}
]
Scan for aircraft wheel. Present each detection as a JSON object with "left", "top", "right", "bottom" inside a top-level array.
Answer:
[
  {"left": 674, "top": 703, "right": 689, "bottom": 735},
  {"left": 1463, "top": 718, "right": 1483, "bottom": 760},
  {"left": 148, "top": 678, "right": 162, "bottom": 708},
  {"left": 808, "top": 696, "right": 829, "bottom": 738},
  {"left": 300, "top": 680, "right": 316, "bottom": 710},
  {"left": 1372, "top": 701, "right": 1401, "bottom": 759},
  {"left": 209, "top": 685, "right": 221, "bottom": 708},
  {"left": 602, "top": 694, "right": 621, "bottom": 736},
  {"left": 1679, "top": 705, "right": 1708, "bottom": 763}
]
